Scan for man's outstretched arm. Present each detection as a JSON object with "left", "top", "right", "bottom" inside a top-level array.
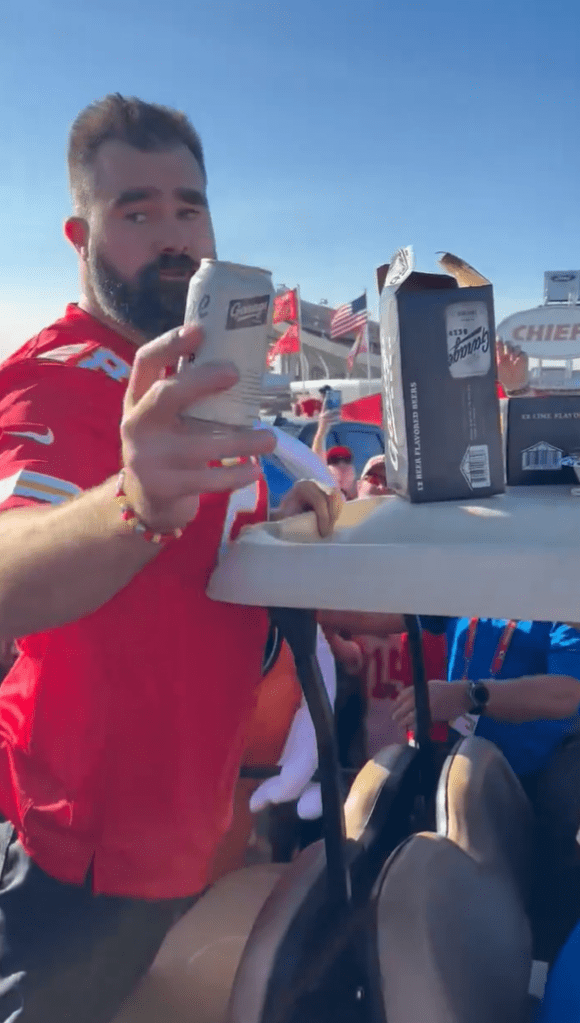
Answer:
[{"left": 0, "top": 325, "right": 276, "bottom": 640}]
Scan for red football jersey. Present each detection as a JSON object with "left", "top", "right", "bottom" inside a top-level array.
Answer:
[
  {"left": 361, "top": 631, "right": 449, "bottom": 752},
  {"left": 0, "top": 305, "right": 269, "bottom": 898}
]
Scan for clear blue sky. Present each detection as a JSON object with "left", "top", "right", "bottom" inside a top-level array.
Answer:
[{"left": 1, "top": 0, "right": 579, "bottom": 355}]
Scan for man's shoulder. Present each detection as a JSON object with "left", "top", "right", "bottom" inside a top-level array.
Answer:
[{"left": 0, "top": 306, "right": 133, "bottom": 388}]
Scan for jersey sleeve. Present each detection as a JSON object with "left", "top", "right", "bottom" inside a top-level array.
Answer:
[
  {"left": 547, "top": 624, "right": 580, "bottom": 682},
  {"left": 0, "top": 362, "right": 121, "bottom": 512}
]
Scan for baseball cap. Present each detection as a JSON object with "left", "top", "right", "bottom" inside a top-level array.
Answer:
[
  {"left": 360, "top": 454, "right": 387, "bottom": 479},
  {"left": 326, "top": 446, "right": 353, "bottom": 464}
]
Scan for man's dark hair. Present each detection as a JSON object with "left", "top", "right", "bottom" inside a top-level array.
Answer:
[{"left": 68, "top": 93, "right": 207, "bottom": 213}]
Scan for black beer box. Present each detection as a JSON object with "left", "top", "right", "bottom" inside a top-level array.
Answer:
[
  {"left": 506, "top": 394, "right": 580, "bottom": 486},
  {"left": 377, "top": 251, "right": 505, "bottom": 503}
]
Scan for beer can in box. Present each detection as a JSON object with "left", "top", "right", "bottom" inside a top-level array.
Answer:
[{"left": 181, "top": 260, "right": 274, "bottom": 427}]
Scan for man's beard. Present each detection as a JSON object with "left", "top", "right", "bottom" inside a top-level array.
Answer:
[{"left": 89, "top": 249, "right": 198, "bottom": 341}]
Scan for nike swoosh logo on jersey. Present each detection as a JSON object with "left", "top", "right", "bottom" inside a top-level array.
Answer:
[{"left": 4, "top": 428, "right": 55, "bottom": 446}]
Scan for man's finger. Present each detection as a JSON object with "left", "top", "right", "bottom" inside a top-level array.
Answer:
[
  {"left": 163, "top": 426, "right": 276, "bottom": 469},
  {"left": 136, "top": 360, "right": 243, "bottom": 423},
  {"left": 312, "top": 491, "right": 332, "bottom": 537},
  {"left": 163, "top": 462, "right": 265, "bottom": 497},
  {"left": 124, "top": 324, "right": 205, "bottom": 410}
]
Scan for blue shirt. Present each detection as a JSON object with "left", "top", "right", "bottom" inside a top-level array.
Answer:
[
  {"left": 538, "top": 918, "right": 580, "bottom": 1021},
  {"left": 419, "top": 617, "right": 580, "bottom": 778}
]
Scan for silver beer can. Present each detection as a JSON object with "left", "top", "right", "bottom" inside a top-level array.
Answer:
[
  {"left": 181, "top": 259, "right": 274, "bottom": 427},
  {"left": 445, "top": 301, "right": 491, "bottom": 379}
]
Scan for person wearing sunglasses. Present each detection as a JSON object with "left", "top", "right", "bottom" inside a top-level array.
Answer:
[{"left": 357, "top": 454, "right": 392, "bottom": 498}]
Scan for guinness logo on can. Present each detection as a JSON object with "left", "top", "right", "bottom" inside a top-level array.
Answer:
[{"left": 226, "top": 295, "right": 271, "bottom": 330}]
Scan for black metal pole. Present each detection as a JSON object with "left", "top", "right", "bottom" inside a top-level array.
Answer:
[
  {"left": 403, "top": 614, "right": 432, "bottom": 751},
  {"left": 268, "top": 606, "right": 351, "bottom": 910}
]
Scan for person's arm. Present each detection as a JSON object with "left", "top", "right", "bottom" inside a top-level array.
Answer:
[
  {"left": 0, "top": 479, "right": 157, "bottom": 639},
  {"left": 483, "top": 675, "right": 580, "bottom": 722},
  {"left": 0, "top": 325, "right": 276, "bottom": 641},
  {"left": 311, "top": 410, "right": 333, "bottom": 459},
  {"left": 317, "top": 610, "right": 406, "bottom": 636},
  {"left": 392, "top": 674, "right": 580, "bottom": 730}
]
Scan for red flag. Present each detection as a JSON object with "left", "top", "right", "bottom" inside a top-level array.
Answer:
[
  {"left": 267, "top": 324, "right": 300, "bottom": 366},
  {"left": 276, "top": 323, "right": 300, "bottom": 353},
  {"left": 273, "top": 289, "right": 298, "bottom": 324},
  {"left": 342, "top": 393, "right": 382, "bottom": 425}
]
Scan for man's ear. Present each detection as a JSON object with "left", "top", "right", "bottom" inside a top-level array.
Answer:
[{"left": 64, "top": 217, "right": 89, "bottom": 260}]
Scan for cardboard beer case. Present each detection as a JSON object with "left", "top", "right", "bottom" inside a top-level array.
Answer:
[
  {"left": 377, "top": 247, "right": 505, "bottom": 503},
  {"left": 506, "top": 394, "right": 580, "bottom": 486}
]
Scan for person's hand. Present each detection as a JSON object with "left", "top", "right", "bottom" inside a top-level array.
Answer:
[
  {"left": 392, "top": 680, "right": 469, "bottom": 730},
  {"left": 325, "top": 631, "right": 365, "bottom": 674},
  {"left": 120, "top": 325, "right": 277, "bottom": 532},
  {"left": 317, "top": 409, "right": 336, "bottom": 431},
  {"left": 272, "top": 480, "right": 343, "bottom": 537},
  {"left": 496, "top": 340, "right": 529, "bottom": 394}
]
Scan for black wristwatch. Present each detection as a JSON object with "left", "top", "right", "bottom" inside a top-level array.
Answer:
[{"left": 468, "top": 682, "right": 490, "bottom": 715}]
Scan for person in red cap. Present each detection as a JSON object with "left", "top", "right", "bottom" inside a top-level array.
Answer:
[
  {"left": 357, "top": 455, "right": 392, "bottom": 498},
  {"left": 323, "top": 445, "right": 357, "bottom": 499},
  {"left": 311, "top": 408, "right": 357, "bottom": 498}
]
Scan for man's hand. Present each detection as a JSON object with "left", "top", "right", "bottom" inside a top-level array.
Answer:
[
  {"left": 392, "top": 680, "right": 469, "bottom": 731},
  {"left": 496, "top": 340, "right": 529, "bottom": 394},
  {"left": 120, "top": 325, "right": 277, "bottom": 532},
  {"left": 271, "top": 480, "right": 343, "bottom": 538}
]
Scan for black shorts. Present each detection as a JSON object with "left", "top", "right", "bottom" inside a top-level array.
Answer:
[{"left": 0, "top": 823, "right": 197, "bottom": 1023}]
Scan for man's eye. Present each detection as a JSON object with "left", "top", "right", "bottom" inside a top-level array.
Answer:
[
  {"left": 178, "top": 208, "right": 201, "bottom": 220},
  {"left": 125, "top": 212, "right": 148, "bottom": 223}
]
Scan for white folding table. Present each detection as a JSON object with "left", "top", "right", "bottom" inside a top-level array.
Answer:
[{"left": 208, "top": 487, "right": 580, "bottom": 622}]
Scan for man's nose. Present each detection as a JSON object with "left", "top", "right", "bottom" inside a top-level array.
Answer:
[{"left": 157, "top": 218, "right": 192, "bottom": 254}]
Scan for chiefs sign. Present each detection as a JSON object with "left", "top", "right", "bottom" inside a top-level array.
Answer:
[{"left": 497, "top": 305, "right": 580, "bottom": 357}]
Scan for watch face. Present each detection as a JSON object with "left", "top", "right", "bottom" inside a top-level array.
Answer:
[{"left": 471, "top": 683, "right": 489, "bottom": 706}]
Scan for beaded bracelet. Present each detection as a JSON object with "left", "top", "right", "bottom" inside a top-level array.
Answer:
[{"left": 115, "top": 470, "right": 183, "bottom": 546}]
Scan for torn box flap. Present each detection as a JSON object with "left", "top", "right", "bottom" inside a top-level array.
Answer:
[
  {"left": 376, "top": 246, "right": 414, "bottom": 296},
  {"left": 437, "top": 252, "right": 491, "bottom": 288},
  {"left": 377, "top": 248, "right": 457, "bottom": 296}
]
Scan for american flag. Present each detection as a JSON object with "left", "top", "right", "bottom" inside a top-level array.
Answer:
[{"left": 330, "top": 293, "right": 367, "bottom": 339}]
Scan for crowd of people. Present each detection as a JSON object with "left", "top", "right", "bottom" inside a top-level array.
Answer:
[{"left": 0, "top": 91, "right": 579, "bottom": 1021}]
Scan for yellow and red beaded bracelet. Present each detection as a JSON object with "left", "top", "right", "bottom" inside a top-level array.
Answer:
[{"left": 115, "top": 470, "right": 183, "bottom": 546}]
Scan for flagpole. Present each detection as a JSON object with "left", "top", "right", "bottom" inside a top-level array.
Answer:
[
  {"left": 296, "top": 284, "right": 305, "bottom": 390},
  {"left": 364, "top": 290, "right": 371, "bottom": 387}
]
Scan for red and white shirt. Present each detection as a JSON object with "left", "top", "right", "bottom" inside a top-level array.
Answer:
[{"left": 0, "top": 304, "right": 269, "bottom": 898}]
